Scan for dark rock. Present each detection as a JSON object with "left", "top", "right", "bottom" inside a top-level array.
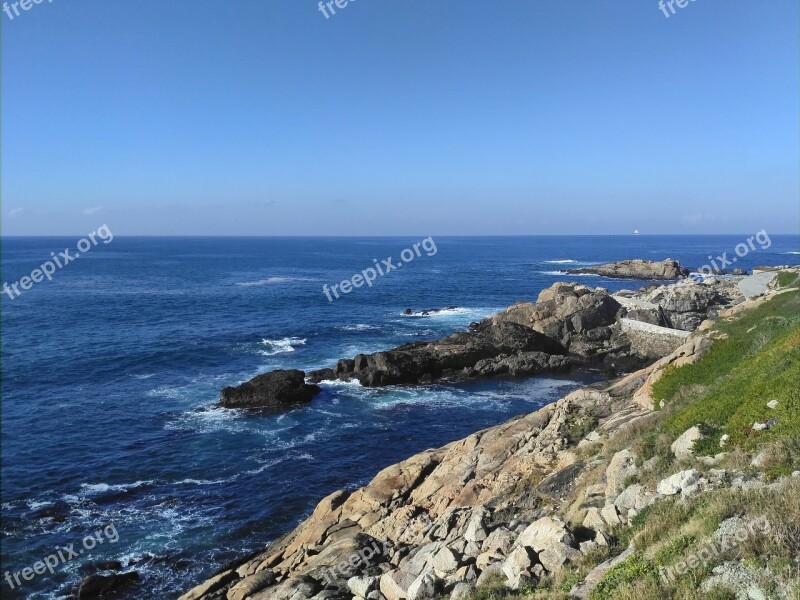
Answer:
[
  {"left": 328, "top": 320, "right": 568, "bottom": 387},
  {"left": 403, "top": 306, "right": 459, "bottom": 317},
  {"left": 568, "top": 258, "right": 689, "bottom": 280},
  {"left": 219, "top": 370, "right": 320, "bottom": 410},
  {"left": 77, "top": 572, "right": 140, "bottom": 599},
  {"left": 492, "top": 283, "right": 625, "bottom": 359}
]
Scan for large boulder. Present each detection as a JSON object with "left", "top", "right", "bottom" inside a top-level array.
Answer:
[
  {"left": 567, "top": 259, "right": 689, "bottom": 280},
  {"left": 491, "top": 283, "right": 627, "bottom": 361},
  {"left": 78, "top": 572, "right": 140, "bottom": 599},
  {"left": 219, "top": 369, "right": 321, "bottom": 410}
]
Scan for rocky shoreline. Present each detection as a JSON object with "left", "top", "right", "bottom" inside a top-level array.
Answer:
[
  {"left": 218, "top": 262, "right": 746, "bottom": 411},
  {"left": 176, "top": 265, "right": 791, "bottom": 600}
]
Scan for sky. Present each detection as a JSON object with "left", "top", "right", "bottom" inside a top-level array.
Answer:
[{"left": 1, "top": 0, "right": 798, "bottom": 236}]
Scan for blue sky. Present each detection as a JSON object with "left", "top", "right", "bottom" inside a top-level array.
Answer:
[{"left": 1, "top": 0, "right": 798, "bottom": 235}]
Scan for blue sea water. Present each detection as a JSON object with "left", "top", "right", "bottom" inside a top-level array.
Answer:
[{"left": 1, "top": 235, "right": 798, "bottom": 599}]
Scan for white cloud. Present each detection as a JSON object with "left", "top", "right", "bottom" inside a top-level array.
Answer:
[
  {"left": 83, "top": 206, "right": 103, "bottom": 215},
  {"left": 682, "top": 214, "right": 712, "bottom": 225},
  {"left": 8, "top": 207, "right": 24, "bottom": 217}
]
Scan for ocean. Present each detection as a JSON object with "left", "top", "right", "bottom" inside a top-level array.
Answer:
[{"left": 2, "top": 235, "right": 798, "bottom": 599}]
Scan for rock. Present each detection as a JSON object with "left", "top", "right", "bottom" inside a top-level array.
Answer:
[
  {"left": 720, "top": 434, "right": 730, "bottom": 447},
  {"left": 538, "top": 544, "right": 581, "bottom": 573},
  {"left": 475, "top": 552, "right": 495, "bottom": 571},
  {"left": 502, "top": 546, "right": 534, "bottom": 589},
  {"left": 767, "top": 399, "right": 779, "bottom": 409},
  {"left": 380, "top": 570, "right": 415, "bottom": 600},
  {"left": 600, "top": 504, "right": 622, "bottom": 526},
  {"left": 310, "top": 319, "right": 568, "bottom": 387},
  {"left": 430, "top": 546, "right": 460, "bottom": 574},
  {"left": 752, "top": 422, "right": 768, "bottom": 431},
  {"left": 347, "top": 575, "right": 379, "bottom": 599},
  {"left": 406, "top": 569, "right": 437, "bottom": 600},
  {"left": 671, "top": 426, "right": 703, "bottom": 460},
  {"left": 614, "top": 484, "right": 651, "bottom": 512},
  {"left": 268, "top": 576, "right": 322, "bottom": 600},
  {"left": 493, "top": 283, "right": 626, "bottom": 362},
  {"left": 567, "top": 259, "right": 689, "bottom": 280},
  {"left": 454, "top": 564, "right": 478, "bottom": 583},
  {"left": 464, "top": 510, "right": 489, "bottom": 543},
  {"left": 450, "top": 582, "right": 475, "bottom": 600},
  {"left": 656, "top": 469, "right": 700, "bottom": 496},
  {"left": 227, "top": 570, "right": 276, "bottom": 600},
  {"left": 605, "top": 449, "right": 637, "bottom": 501},
  {"left": 583, "top": 508, "right": 605, "bottom": 531},
  {"left": 481, "top": 527, "right": 516, "bottom": 557},
  {"left": 701, "top": 561, "right": 774, "bottom": 599},
  {"left": 399, "top": 542, "right": 443, "bottom": 578},
  {"left": 179, "top": 570, "right": 239, "bottom": 600},
  {"left": 78, "top": 572, "right": 140, "bottom": 599},
  {"left": 517, "top": 516, "right": 575, "bottom": 552},
  {"left": 219, "top": 369, "right": 320, "bottom": 410},
  {"left": 636, "top": 282, "right": 728, "bottom": 331}
]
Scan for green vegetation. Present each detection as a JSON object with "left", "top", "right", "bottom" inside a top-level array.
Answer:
[
  {"left": 652, "top": 289, "right": 800, "bottom": 450},
  {"left": 589, "top": 554, "right": 657, "bottom": 599},
  {"left": 776, "top": 270, "right": 800, "bottom": 289}
]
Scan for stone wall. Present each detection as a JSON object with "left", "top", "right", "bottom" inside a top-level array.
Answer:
[{"left": 620, "top": 318, "right": 690, "bottom": 359}]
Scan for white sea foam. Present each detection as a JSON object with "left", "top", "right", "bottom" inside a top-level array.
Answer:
[
  {"left": 340, "top": 324, "right": 380, "bottom": 331},
  {"left": 164, "top": 406, "right": 248, "bottom": 435},
  {"left": 79, "top": 480, "right": 155, "bottom": 495},
  {"left": 173, "top": 476, "right": 237, "bottom": 487},
  {"left": 235, "top": 277, "right": 314, "bottom": 287},
  {"left": 258, "top": 337, "right": 307, "bottom": 356},
  {"left": 318, "top": 378, "right": 363, "bottom": 388},
  {"left": 538, "top": 270, "right": 601, "bottom": 277},
  {"left": 784, "top": 251, "right": 800, "bottom": 255},
  {"left": 400, "top": 307, "right": 495, "bottom": 320}
]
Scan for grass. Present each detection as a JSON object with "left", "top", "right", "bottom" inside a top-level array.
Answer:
[
  {"left": 776, "top": 270, "right": 800, "bottom": 289},
  {"left": 651, "top": 289, "right": 800, "bottom": 450}
]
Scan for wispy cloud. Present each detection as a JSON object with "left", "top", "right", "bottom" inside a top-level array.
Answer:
[
  {"left": 83, "top": 206, "right": 103, "bottom": 215},
  {"left": 682, "top": 213, "right": 712, "bottom": 225},
  {"left": 8, "top": 207, "right": 24, "bottom": 218}
]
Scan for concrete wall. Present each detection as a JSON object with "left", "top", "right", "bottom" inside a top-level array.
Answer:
[{"left": 620, "top": 318, "right": 690, "bottom": 359}]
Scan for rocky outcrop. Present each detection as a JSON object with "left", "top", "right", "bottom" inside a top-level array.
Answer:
[
  {"left": 616, "top": 278, "right": 744, "bottom": 331},
  {"left": 219, "top": 370, "right": 321, "bottom": 410},
  {"left": 309, "top": 320, "right": 570, "bottom": 386},
  {"left": 225, "top": 277, "right": 747, "bottom": 401},
  {"left": 77, "top": 572, "right": 140, "bottom": 599},
  {"left": 567, "top": 258, "right": 689, "bottom": 280}
]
